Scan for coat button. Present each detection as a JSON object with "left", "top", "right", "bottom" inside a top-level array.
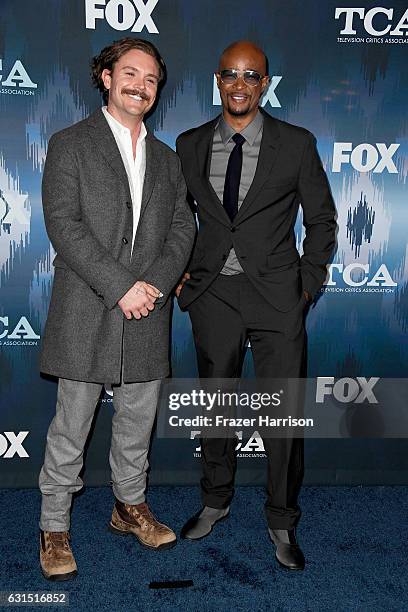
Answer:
[
  {"left": 231, "top": 227, "right": 236, "bottom": 233},
  {"left": 240, "top": 255, "right": 246, "bottom": 260},
  {"left": 122, "top": 237, "right": 128, "bottom": 244},
  {"left": 126, "top": 202, "right": 131, "bottom": 209}
]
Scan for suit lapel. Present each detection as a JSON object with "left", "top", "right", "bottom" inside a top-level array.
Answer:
[
  {"left": 235, "top": 112, "right": 281, "bottom": 223},
  {"left": 86, "top": 109, "right": 130, "bottom": 196},
  {"left": 194, "top": 118, "right": 231, "bottom": 227},
  {"left": 195, "top": 121, "right": 214, "bottom": 179}
]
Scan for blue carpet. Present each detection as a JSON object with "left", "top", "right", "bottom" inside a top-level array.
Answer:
[{"left": 0, "top": 486, "right": 407, "bottom": 611}]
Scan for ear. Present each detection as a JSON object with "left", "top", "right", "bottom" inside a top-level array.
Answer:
[
  {"left": 101, "top": 68, "right": 112, "bottom": 91},
  {"left": 260, "top": 75, "right": 270, "bottom": 94},
  {"left": 215, "top": 72, "right": 222, "bottom": 89}
]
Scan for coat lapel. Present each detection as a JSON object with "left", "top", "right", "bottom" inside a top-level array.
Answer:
[
  {"left": 140, "top": 133, "right": 158, "bottom": 219},
  {"left": 86, "top": 109, "right": 130, "bottom": 196},
  {"left": 234, "top": 112, "right": 281, "bottom": 223},
  {"left": 87, "top": 109, "right": 158, "bottom": 218}
]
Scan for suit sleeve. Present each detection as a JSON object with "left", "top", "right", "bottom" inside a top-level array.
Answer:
[
  {"left": 297, "top": 133, "right": 337, "bottom": 300},
  {"left": 42, "top": 134, "right": 135, "bottom": 310},
  {"left": 141, "top": 155, "right": 196, "bottom": 305}
]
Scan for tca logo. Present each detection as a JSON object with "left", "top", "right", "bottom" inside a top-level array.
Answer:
[
  {"left": 0, "top": 317, "right": 40, "bottom": 340},
  {"left": 213, "top": 75, "right": 283, "bottom": 108},
  {"left": 326, "top": 264, "right": 397, "bottom": 288},
  {"left": 0, "top": 432, "right": 29, "bottom": 458},
  {"left": 236, "top": 431, "right": 265, "bottom": 452},
  {"left": 316, "top": 378, "right": 379, "bottom": 404},
  {"left": 191, "top": 431, "right": 265, "bottom": 453},
  {"left": 0, "top": 60, "right": 37, "bottom": 89},
  {"left": 85, "top": 0, "right": 159, "bottom": 33},
  {"left": 332, "top": 143, "right": 400, "bottom": 174},
  {"left": 335, "top": 7, "right": 408, "bottom": 36}
]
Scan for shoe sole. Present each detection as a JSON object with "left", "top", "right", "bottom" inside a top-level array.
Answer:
[
  {"left": 181, "top": 512, "right": 230, "bottom": 541},
  {"left": 275, "top": 555, "right": 305, "bottom": 571},
  {"left": 108, "top": 522, "right": 177, "bottom": 551},
  {"left": 41, "top": 569, "right": 78, "bottom": 581}
]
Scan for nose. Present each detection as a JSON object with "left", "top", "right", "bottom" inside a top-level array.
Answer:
[
  {"left": 234, "top": 75, "right": 246, "bottom": 89},
  {"left": 130, "top": 75, "right": 146, "bottom": 90}
]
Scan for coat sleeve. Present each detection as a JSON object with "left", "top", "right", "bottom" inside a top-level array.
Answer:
[
  {"left": 42, "top": 133, "right": 135, "bottom": 310},
  {"left": 297, "top": 132, "right": 337, "bottom": 300},
  {"left": 141, "top": 155, "right": 196, "bottom": 305}
]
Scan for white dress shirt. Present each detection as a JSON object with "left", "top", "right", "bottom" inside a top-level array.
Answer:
[{"left": 102, "top": 106, "right": 146, "bottom": 257}]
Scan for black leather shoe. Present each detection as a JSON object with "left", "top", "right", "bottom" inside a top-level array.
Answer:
[
  {"left": 268, "top": 528, "right": 305, "bottom": 570},
  {"left": 180, "top": 506, "right": 230, "bottom": 540}
]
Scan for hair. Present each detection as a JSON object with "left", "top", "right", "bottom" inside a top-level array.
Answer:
[{"left": 91, "top": 37, "right": 166, "bottom": 104}]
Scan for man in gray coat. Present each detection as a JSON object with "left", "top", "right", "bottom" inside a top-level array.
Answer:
[{"left": 38, "top": 38, "right": 195, "bottom": 581}]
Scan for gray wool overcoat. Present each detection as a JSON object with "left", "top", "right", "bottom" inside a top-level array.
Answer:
[{"left": 40, "top": 109, "right": 195, "bottom": 383}]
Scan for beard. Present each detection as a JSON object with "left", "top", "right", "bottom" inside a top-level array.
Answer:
[
  {"left": 225, "top": 94, "right": 251, "bottom": 116},
  {"left": 227, "top": 104, "right": 250, "bottom": 116}
]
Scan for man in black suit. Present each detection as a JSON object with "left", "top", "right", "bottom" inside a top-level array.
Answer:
[{"left": 176, "top": 41, "right": 336, "bottom": 570}]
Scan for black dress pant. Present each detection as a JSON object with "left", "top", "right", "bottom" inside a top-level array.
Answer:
[{"left": 188, "top": 273, "right": 306, "bottom": 529}]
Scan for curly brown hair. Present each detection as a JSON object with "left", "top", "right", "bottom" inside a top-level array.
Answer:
[{"left": 91, "top": 37, "right": 166, "bottom": 104}]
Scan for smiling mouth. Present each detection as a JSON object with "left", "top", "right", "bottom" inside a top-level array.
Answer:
[{"left": 229, "top": 94, "right": 249, "bottom": 102}]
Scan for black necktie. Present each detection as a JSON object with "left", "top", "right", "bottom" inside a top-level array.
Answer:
[{"left": 223, "top": 133, "right": 245, "bottom": 221}]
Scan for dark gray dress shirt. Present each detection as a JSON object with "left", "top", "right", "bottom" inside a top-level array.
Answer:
[{"left": 209, "top": 110, "right": 263, "bottom": 275}]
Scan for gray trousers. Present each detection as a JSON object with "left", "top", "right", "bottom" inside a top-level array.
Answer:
[{"left": 39, "top": 377, "right": 161, "bottom": 531}]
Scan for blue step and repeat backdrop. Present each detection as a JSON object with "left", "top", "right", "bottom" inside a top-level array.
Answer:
[{"left": 0, "top": 0, "right": 407, "bottom": 486}]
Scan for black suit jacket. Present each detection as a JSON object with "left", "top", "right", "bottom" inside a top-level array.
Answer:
[{"left": 176, "top": 109, "right": 336, "bottom": 313}]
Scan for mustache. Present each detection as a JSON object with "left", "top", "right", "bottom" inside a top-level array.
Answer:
[{"left": 122, "top": 88, "right": 150, "bottom": 101}]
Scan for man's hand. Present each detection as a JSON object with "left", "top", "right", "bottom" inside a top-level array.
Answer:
[
  {"left": 175, "top": 272, "right": 190, "bottom": 298},
  {"left": 118, "top": 281, "right": 161, "bottom": 320}
]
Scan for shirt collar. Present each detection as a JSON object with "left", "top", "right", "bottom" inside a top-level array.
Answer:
[
  {"left": 102, "top": 106, "right": 147, "bottom": 142},
  {"left": 217, "top": 110, "right": 263, "bottom": 147}
]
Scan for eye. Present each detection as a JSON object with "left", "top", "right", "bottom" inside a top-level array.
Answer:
[
  {"left": 245, "top": 75, "right": 260, "bottom": 86},
  {"left": 125, "top": 71, "right": 135, "bottom": 77},
  {"left": 220, "top": 70, "right": 236, "bottom": 84}
]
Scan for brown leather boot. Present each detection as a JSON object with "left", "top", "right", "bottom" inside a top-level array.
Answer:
[
  {"left": 109, "top": 499, "right": 177, "bottom": 550},
  {"left": 40, "top": 530, "right": 78, "bottom": 581}
]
